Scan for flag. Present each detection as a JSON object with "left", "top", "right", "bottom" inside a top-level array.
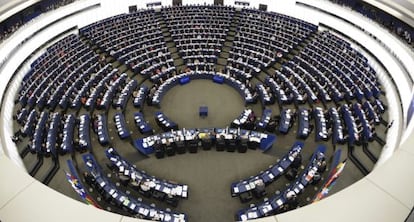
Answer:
[
  {"left": 65, "top": 171, "right": 101, "bottom": 208},
  {"left": 313, "top": 160, "right": 346, "bottom": 202}
]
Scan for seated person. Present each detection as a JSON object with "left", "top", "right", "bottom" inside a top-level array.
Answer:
[
  {"left": 253, "top": 179, "right": 266, "bottom": 198},
  {"left": 139, "top": 180, "right": 153, "bottom": 197},
  {"left": 285, "top": 190, "right": 298, "bottom": 209},
  {"left": 83, "top": 171, "right": 96, "bottom": 185}
]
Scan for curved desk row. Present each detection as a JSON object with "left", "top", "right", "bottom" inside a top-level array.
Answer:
[
  {"left": 225, "top": 65, "right": 253, "bottom": 81},
  {"left": 39, "top": 54, "right": 98, "bottom": 108},
  {"left": 231, "top": 42, "right": 275, "bottom": 67},
  {"left": 21, "top": 109, "right": 37, "bottom": 137},
  {"left": 341, "top": 104, "right": 360, "bottom": 146},
  {"left": 142, "top": 55, "right": 174, "bottom": 78},
  {"left": 236, "top": 145, "right": 327, "bottom": 221},
  {"left": 100, "top": 73, "right": 127, "bottom": 110},
  {"left": 114, "top": 112, "right": 130, "bottom": 139},
  {"left": 119, "top": 40, "right": 166, "bottom": 63},
  {"left": 78, "top": 114, "right": 91, "bottom": 152},
  {"left": 133, "top": 85, "right": 149, "bottom": 109},
  {"left": 231, "top": 141, "right": 304, "bottom": 196},
  {"left": 307, "top": 31, "right": 381, "bottom": 98},
  {"left": 134, "top": 112, "right": 153, "bottom": 135},
  {"left": 302, "top": 50, "right": 354, "bottom": 101},
  {"left": 293, "top": 55, "right": 342, "bottom": 103},
  {"left": 114, "top": 79, "right": 137, "bottom": 110},
  {"left": 256, "top": 109, "right": 272, "bottom": 131},
  {"left": 276, "top": 70, "right": 306, "bottom": 104},
  {"left": 30, "top": 111, "right": 49, "bottom": 154},
  {"left": 45, "top": 112, "right": 61, "bottom": 157},
  {"left": 70, "top": 55, "right": 104, "bottom": 110},
  {"left": 227, "top": 55, "right": 263, "bottom": 75},
  {"left": 23, "top": 39, "right": 96, "bottom": 109},
  {"left": 314, "top": 107, "right": 328, "bottom": 141},
  {"left": 283, "top": 64, "right": 318, "bottom": 104},
  {"left": 231, "top": 109, "right": 256, "bottom": 129},
  {"left": 131, "top": 46, "right": 172, "bottom": 74},
  {"left": 134, "top": 127, "right": 276, "bottom": 155},
  {"left": 363, "top": 100, "right": 381, "bottom": 125},
  {"left": 61, "top": 114, "right": 75, "bottom": 155},
  {"left": 85, "top": 65, "right": 117, "bottom": 111},
  {"left": 264, "top": 77, "right": 289, "bottom": 105},
  {"left": 297, "top": 108, "right": 310, "bottom": 139},
  {"left": 291, "top": 60, "right": 332, "bottom": 103},
  {"left": 155, "top": 111, "right": 178, "bottom": 132},
  {"left": 150, "top": 66, "right": 176, "bottom": 83},
  {"left": 151, "top": 71, "right": 256, "bottom": 106},
  {"left": 329, "top": 107, "right": 345, "bottom": 145},
  {"left": 95, "top": 114, "right": 110, "bottom": 145},
  {"left": 106, "top": 147, "right": 188, "bottom": 199},
  {"left": 256, "top": 83, "right": 274, "bottom": 106},
  {"left": 279, "top": 108, "right": 294, "bottom": 134},
  {"left": 15, "top": 107, "right": 28, "bottom": 125},
  {"left": 82, "top": 153, "right": 187, "bottom": 222},
  {"left": 58, "top": 58, "right": 99, "bottom": 110},
  {"left": 353, "top": 103, "right": 375, "bottom": 142}
]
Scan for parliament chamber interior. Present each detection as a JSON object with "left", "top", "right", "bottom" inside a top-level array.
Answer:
[{"left": 0, "top": 0, "right": 414, "bottom": 222}]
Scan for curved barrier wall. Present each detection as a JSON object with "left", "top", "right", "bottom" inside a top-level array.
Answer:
[{"left": 0, "top": 0, "right": 413, "bottom": 222}]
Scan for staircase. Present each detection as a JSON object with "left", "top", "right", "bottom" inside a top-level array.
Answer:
[
  {"left": 156, "top": 11, "right": 187, "bottom": 73},
  {"left": 215, "top": 10, "right": 241, "bottom": 73}
]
